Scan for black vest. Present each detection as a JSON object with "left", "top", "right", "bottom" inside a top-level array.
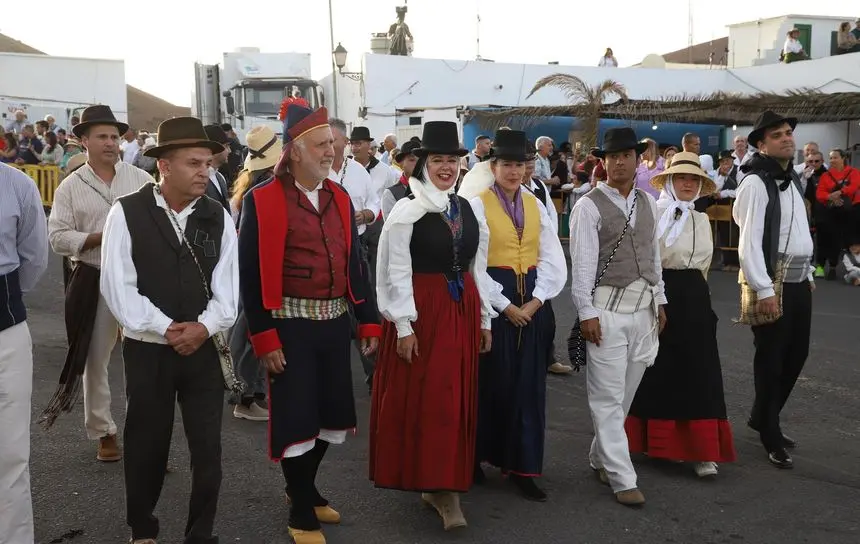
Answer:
[
  {"left": 118, "top": 183, "right": 225, "bottom": 322},
  {"left": 388, "top": 183, "right": 410, "bottom": 203},
  {"left": 528, "top": 178, "right": 549, "bottom": 208},
  {"left": 409, "top": 195, "right": 479, "bottom": 278},
  {"left": 0, "top": 269, "right": 25, "bottom": 333}
]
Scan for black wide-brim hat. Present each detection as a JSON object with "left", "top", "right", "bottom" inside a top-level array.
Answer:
[
  {"left": 144, "top": 117, "right": 226, "bottom": 159},
  {"left": 748, "top": 110, "right": 798, "bottom": 149},
  {"left": 395, "top": 138, "right": 421, "bottom": 162},
  {"left": 413, "top": 121, "right": 468, "bottom": 157},
  {"left": 593, "top": 127, "right": 647, "bottom": 159},
  {"left": 349, "top": 126, "right": 373, "bottom": 141},
  {"left": 488, "top": 129, "right": 529, "bottom": 161},
  {"left": 72, "top": 104, "right": 129, "bottom": 138},
  {"left": 718, "top": 149, "right": 734, "bottom": 161}
]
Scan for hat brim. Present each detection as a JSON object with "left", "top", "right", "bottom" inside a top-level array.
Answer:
[
  {"left": 650, "top": 165, "right": 717, "bottom": 195},
  {"left": 487, "top": 149, "right": 530, "bottom": 162},
  {"left": 592, "top": 141, "right": 648, "bottom": 159},
  {"left": 413, "top": 147, "right": 469, "bottom": 158},
  {"left": 72, "top": 120, "right": 129, "bottom": 138},
  {"left": 143, "top": 140, "right": 226, "bottom": 159},
  {"left": 394, "top": 150, "right": 417, "bottom": 162},
  {"left": 748, "top": 117, "right": 798, "bottom": 148},
  {"left": 244, "top": 141, "right": 284, "bottom": 172}
]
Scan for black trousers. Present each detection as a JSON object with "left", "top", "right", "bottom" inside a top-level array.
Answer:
[
  {"left": 750, "top": 282, "right": 812, "bottom": 452},
  {"left": 354, "top": 231, "right": 378, "bottom": 382},
  {"left": 122, "top": 338, "right": 225, "bottom": 543},
  {"left": 815, "top": 207, "right": 851, "bottom": 267}
]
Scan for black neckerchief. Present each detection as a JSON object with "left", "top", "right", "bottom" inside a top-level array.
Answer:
[{"left": 741, "top": 152, "right": 796, "bottom": 191}]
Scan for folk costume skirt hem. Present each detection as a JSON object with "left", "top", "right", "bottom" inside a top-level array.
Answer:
[
  {"left": 369, "top": 273, "right": 481, "bottom": 493},
  {"left": 625, "top": 417, "right": 736, "bottom": 462}
]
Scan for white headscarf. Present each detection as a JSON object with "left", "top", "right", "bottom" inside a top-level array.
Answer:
[
  {"left": 381, "top": 163, "right": 455, "bottom": 231},
  {"left": 656, "top": 174, "right": 701, "bottom": 247}
]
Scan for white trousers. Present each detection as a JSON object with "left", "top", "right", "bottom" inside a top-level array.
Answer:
[
  {"left": 586, "top": 308, "right": 658, "bottom": 493},
  {"left": 0, "top": 322, "right": 34, "bottom": 544},
  {"left": 83, "top": 294, "right": 119, "bottom": 440}
]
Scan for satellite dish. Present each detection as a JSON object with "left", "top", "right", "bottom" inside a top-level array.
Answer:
[{"left": 640, "top": 54, "right": 666, "bottom": 68}]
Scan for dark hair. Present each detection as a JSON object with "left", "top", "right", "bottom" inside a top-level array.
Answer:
[
  {"left": 475, "top": 135, "right": 490, "bottom": 143},
  {"left": 45, "top": 131, "right": 58, "bottom": 152},
  {"left": 412, "top": 154, "right": 428, "bottom": 183},
  {"left": 830, "top": 148, "right": 848, "bottom": 160},
  {"left": 682, "top": 132, "right": 699, "bottom": 145}
]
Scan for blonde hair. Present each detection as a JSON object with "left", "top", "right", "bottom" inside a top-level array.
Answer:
[{"left": 230, "top": 170, "right": 252, "bottom": 211}]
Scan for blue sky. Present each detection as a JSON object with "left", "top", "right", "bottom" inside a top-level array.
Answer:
[{"left": 5, "top": 0, "right": 857, "bottom": 106}]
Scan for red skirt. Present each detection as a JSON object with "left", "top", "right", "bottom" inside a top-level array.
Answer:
[
  {"left": 625, "top": 417, "right": 737, "bottom": 463},
  {"left": 369, "top": 272, "right": 481, "bottom": 492}
]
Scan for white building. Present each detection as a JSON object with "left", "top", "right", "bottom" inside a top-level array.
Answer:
[
  {"left": 320, "top": 13, "right": 860, "bottom": 159},
  {"left": 728, "top": 14, "right": 853, "bottom": 67}
]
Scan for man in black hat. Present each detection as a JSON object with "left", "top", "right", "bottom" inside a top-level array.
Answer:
[
  {"left": 712, "top": 149, "right": 741, "bottom": 270},
  {"left": 569, "top": 126, "right": 667, "bottom": 507},
  {"left": 203, "top": 124, "right": 232, "bottom": 210},
  {"left": 219, "top": 123, "right": 245, "bottom": 184},
  {"left": 732, "top": 110, "right": 814, "bottom": 470},
  {"left": 100, "top": 116, "right": 239, "bottom": 543},
  {"left": 42, "top": 105, "right": 154, "bottom": 463}
]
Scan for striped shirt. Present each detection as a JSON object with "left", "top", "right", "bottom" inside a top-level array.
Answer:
[
  {"left": 0, "top": 163, "right": 49, "bottom": 292},
  {"left": 48, "top": 161, "right": 154, "bottom": 268}
]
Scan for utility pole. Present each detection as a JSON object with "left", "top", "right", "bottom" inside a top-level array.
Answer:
[
  {"left": 328, "top": 0, "right": 339, "bottom": 117},
  {"left": 688, "top": 0, "right": 694, "bottom": 64},
  {"left": 476, "top": 0, "right": 482, "bottom": 60}
]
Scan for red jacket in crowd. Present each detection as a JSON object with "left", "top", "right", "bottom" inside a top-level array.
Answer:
[{"left": 816, "top": 166, "right": 860, "bottom": 205}]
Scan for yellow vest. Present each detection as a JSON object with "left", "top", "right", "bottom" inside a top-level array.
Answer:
[{"left": 481, "top": 189, "right": 540, "bottom": 275}]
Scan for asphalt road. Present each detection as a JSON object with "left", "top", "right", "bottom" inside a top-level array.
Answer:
[{"left": 26, "top": 252, "right": 860, "bottom": 544}]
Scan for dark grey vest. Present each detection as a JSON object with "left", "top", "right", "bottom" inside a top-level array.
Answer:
[
  {"left": 584, "top": 188, "right": 659, "bottom": 288},
  {"left": 118, "top": 183, "right": 224, "bottom": 322}
]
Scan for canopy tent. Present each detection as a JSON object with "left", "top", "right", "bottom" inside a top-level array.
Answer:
[{"left": 462, "top": 89, "right": 860, "bottom": 130}]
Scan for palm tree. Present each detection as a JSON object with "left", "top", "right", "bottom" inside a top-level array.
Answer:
[{"left": 526, "top": 74, "right": 628, "bottom": 151}]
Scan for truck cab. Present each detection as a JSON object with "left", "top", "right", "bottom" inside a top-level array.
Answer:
[{"left": 223, "top": 78, "right": 322, "bottom": 140}]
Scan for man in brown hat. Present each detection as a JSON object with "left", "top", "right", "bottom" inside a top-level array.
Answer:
[
  {"left": 100, "top": 116, "right": 239, "bottom": 544},
  {"left": 41, "top": 105, "right": 153, "bottom": 463}
]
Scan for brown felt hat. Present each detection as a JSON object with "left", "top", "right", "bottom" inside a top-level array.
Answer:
[
  {"left": 72, "top": 105, "right": 129, "bottom": 138},
  {"left": 144, "top": 117, "right": 225, "bottom": 158}
]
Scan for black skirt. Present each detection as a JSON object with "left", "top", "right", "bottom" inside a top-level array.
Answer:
[{"left": 626, "top": 268, "right": 736, "bottom": 462}]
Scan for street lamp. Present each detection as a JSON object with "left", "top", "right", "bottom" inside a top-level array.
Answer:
[{"left": 332, "top": 42, "right": 362, "bottom": 81}]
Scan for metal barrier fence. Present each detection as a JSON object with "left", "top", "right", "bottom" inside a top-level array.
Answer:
[{"left": 10, "top": 164, "right": 61, "bottom": 207}]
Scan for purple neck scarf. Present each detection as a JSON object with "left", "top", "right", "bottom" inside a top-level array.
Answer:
[{"left": 491, "top": 183, "right": 524, "bottom": 232}]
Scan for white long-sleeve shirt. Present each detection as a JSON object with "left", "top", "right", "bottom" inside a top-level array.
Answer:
[
  {"left": 732, "top": 174, "right": 814, "bottom": 299},
  {"left": 364, "top": 159, "right": 400, "bottom": 211},
  {"left": 569, "top": 183, "right": 668, "bottom": 322},
  {"left": 330, "top": 157, "right": 376, "bottom": 235},
  {"left": 713, "top": 172, "right": 737, "bottom": 199},
  {"left": 100, "top": 189, "right": 239, "bottom": 342},
  {"left": 469, "top": 192, "right": 567, "bottom": 312},
  {"left": 526, "top": 178, "right": 558, "bottom": 228},
  {"left": 48, "top": 162, "right": 153, "bottom": 268}
]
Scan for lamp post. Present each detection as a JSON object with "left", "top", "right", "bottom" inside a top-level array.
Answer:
[{"left": 332, "top": 43, "right": 363, "bottom": 81}]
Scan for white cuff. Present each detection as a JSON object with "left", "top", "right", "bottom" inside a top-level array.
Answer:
[{"left": 394, "top": 319, "right": 414, "bottom": 338}]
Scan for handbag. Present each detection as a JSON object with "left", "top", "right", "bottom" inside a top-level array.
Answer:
[
  {"left": 567, "top": 189, "right": 638, "bottom": 371},
  {"left": 157, "top": 186, "right": 244, "bottom": 394},
  {"left": 737, "top": 186, "right": 795, "bottom": 326}
]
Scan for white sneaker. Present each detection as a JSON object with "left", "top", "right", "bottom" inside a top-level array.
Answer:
[
  {"left": 693, "top": 462, "right": 718, "bottom": 478},
  {"left": 233, "top": 402, "right": 269, "bottom": 421}
]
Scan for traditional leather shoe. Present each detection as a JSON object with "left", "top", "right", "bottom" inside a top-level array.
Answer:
[
  {"left": 593, "top": 467, "right": 610, "bottom": 486},
  {"left": 615, "top": 488, "right": 646, "bottom": 507},
  {"left": 288, "top": 527, "right": 325, "bottom": 544},
  {"left": 510, "top": 474, "right": 547, "bottom": 502},
  {"left": 747, "top": 420, "right": 797, "bottom": 449},
  {"left": 284, "top": 494, "right": 341, "bottom": 524},
  {"left": 768, "top": 449, "right": 794, "bottom": 469},
  {"left": 421, "top": 492, "right": 467, "bottom": 530},
  {"left": 129, "top": 539, "right": 156, "bottom": 543},
  {"left": 97, "top": 434, "right": 122, "bottom": 462}
]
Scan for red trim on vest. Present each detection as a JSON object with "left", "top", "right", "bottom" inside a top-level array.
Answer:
[{"left": 252, "top": 176, "right": 361, "bottom": 309}]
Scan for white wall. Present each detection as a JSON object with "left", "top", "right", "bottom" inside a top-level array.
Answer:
[
  {"left": 724, "top": 121, "right": 859, "bottom": 162},
  {"left": 729, "top": 17, "right": 786, "bottom": 67}
]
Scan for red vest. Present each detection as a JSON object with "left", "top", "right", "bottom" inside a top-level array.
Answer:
[{"left": 281, "top": 183, "right": 348, "bottom": 299}]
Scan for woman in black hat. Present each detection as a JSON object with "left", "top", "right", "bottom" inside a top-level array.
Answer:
[
  {"left": 459, "top": 129, "right": 567, "bottom": 501},
  {"left": 371, "top": 121, "right": 495, "bottom": 530}
]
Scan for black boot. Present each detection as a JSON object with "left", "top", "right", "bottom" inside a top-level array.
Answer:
[
  {"left": 510, "top": 474, "right": 547, "bottom": 502},
  {"left": 280, "top": 452, "right": 320, "bottom": 531}
]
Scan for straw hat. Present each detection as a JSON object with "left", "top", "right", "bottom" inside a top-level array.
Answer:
[
  {"left": 243, "top": 126, "right": 283, "bottom": 172},
  {"left": 649, "top": 151, "right": 717, "bottom": 194}
]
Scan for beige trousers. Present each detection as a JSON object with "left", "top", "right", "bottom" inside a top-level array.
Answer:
[
  {"left": 83, "top": 294, "right": 119, "bottom": 440},
  {"left": 0, "top": 322, "right": 34, "bottom": 544}
]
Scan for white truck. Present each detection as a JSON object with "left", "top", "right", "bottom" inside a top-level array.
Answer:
[
  {"left": 0, "top": 52, "right": 127, "bottom": 133},
  {"left": 193, "top": 48, "right": 323, "bottom": 145}
]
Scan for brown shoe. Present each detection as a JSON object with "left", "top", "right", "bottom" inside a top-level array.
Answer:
[
  {"left": 593, "top": 467, "right": 609, "bottom": 486},
  {"left": 98, "top": 434, "right": 122, "bottom": 462},
  {"left": 287, "top": 527, "right": 326, "bottom": 544},
  {"left": 615, "top": 488, "right": 645, "bottom": 507},
  {"left": 129, "top": 539, "right": 157, "bottom": 544}
]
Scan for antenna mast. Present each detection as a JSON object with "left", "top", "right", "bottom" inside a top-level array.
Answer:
[
  {"left": 476, "top": 1, "right": 482, "bottom": 60},
  {"left": 688, "top": 0, "right": 694, "bottom": 63}
]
